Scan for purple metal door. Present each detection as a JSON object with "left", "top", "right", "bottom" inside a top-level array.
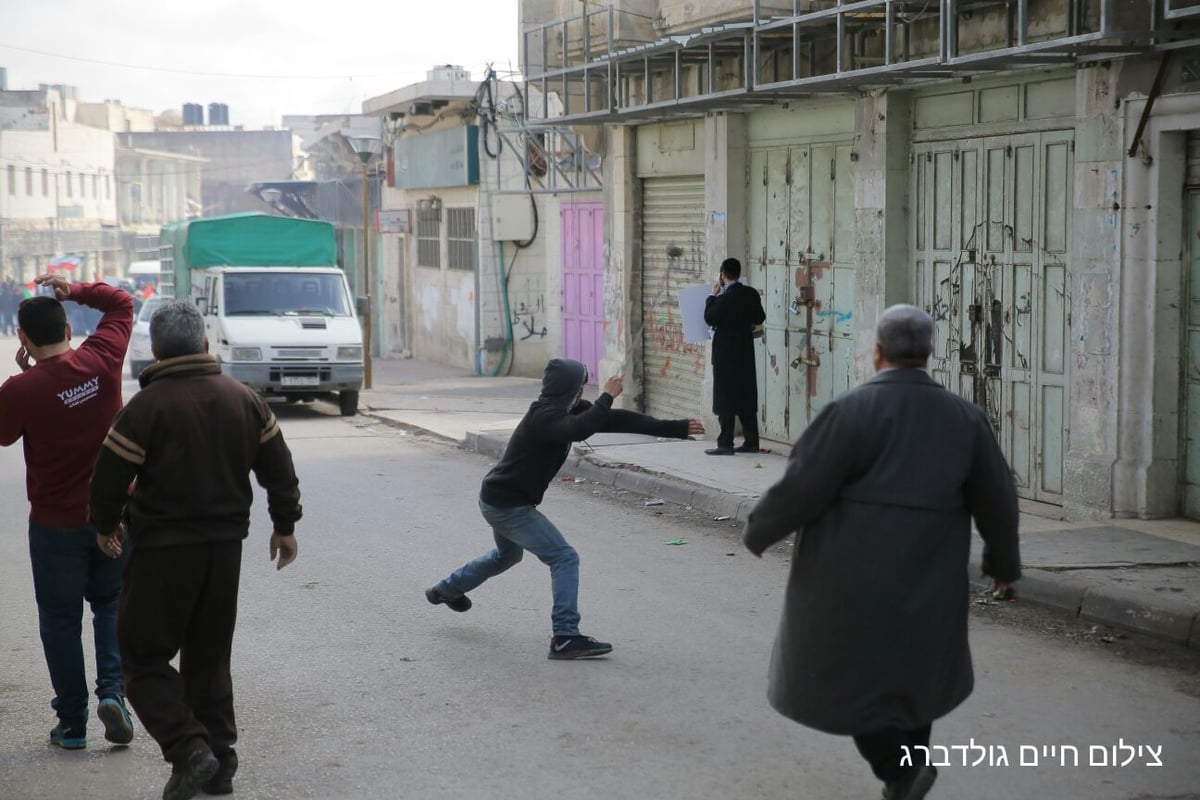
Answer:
[{"left": 561, "top": 201, "right": 605, "bottom": 384}]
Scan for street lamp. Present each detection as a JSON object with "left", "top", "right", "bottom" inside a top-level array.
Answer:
[{"left": 347, "top": 133, "right": 381, "bottom": 390}]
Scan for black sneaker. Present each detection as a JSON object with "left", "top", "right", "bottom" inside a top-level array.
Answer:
[
  {"left": 202, "top": 755, "right": 237, "bottom": 795},
  {"left": 734, "top": 444, "right": 761, "bottom": 453},
  {"left": 884, "top": 765, "right": 938, "bottom": 800},
  {"left": 163, "top": 749, "right": 220, "bottom": 800},
  {"left": 704, "top": 447, "right": 736, "bottom": 456},
  {"left": 548, "top": 634, "right": 613, "bottom": 660},
  {"left": 425, "top": 586, "right": 472, "bottom": 612}
]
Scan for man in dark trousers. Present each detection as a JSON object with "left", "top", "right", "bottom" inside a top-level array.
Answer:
[
  {"left": 426, "top": 358, "right": 704, "bottom": 660},
  {"left": 703, "top": 257, "right": 766, "bottom": 455},
  {"left": 742, "top": 304, "right": 1020, "bottom": 800},
  {"left": 89, "top": 300, "right": 302, "bottom": 800},
  {"left": 0, "top": 273, "right": 135, "bottom": 751}
]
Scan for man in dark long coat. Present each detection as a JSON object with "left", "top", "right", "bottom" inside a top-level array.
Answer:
[
  {"left": 703, "top": 257, "right": 766, "bottom": 455},
  {"left": 743, "top": 304, "right": 1020, "bottom": 800}
]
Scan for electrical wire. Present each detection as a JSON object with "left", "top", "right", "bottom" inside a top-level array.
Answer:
[{"left": 0, "top": 41, "right": 438, "bottom": 81}]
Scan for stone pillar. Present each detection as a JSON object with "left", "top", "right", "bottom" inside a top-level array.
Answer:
[
  {"left": 852, "top": 92, "right": 912, "bottom": 386},
  {"left": 1068, "top": 63, "right": 1129, "bottom": 518},
  {"left": 600, "top": 125, "right": 642, "bottom": 409},
  {"left": 697, "top": 112, "right": 747, "bottom": 434}
]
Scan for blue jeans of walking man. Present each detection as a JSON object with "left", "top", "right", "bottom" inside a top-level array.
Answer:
[
  {"left": 436, "top": 500, "right": 581, "bottom": 635},
  {"left": 28, "top": 522, "right": 128, "bottom": 734}
]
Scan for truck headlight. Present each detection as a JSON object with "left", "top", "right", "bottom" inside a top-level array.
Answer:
[
  {"left": 230, "top": 347, "right": 262, "bottom": 361},
  {"left": 337, "top": 346, "right": 363, "bottom": 361}
]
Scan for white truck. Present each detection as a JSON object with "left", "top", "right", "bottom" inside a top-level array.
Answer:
[{"left": 159, "top": 214, "right": 365, "bottom": 416}]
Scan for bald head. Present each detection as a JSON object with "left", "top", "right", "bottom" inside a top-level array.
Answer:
[{"left": 874, "top": 304, "right": 933, "bottom": 370}]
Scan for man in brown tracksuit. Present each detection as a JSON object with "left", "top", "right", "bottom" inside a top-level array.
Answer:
[{"left": 89, "top": 300, "right": 302, "bottom": 800}]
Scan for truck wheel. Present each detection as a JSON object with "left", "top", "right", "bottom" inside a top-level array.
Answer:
[{"left": 338, "top": 390, "right": 359, "bottom": 417}]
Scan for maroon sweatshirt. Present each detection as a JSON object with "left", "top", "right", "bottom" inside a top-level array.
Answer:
[{"left": 0, "top": 283, "right": 134, "bottom": 527}]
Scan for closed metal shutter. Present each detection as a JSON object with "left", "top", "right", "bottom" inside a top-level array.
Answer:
[
  {"left": 1188, "top": 131, "right": 1200, "bottom": 186},
  {"left": 641, "top": 175, "right": 707, "bottom": 420}
]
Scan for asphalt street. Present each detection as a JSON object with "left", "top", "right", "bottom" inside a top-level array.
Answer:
[{"left": 0, "top": 376, "right": 1198, "bottom": 799}]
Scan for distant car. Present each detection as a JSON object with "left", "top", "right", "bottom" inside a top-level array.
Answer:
[{"left": 128, "top": 297, "right": 163, "bottom": 378}]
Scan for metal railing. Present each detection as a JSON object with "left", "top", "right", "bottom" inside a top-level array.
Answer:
[{"left": 522, "top": 0, "right": 1200, "bottom": 123}]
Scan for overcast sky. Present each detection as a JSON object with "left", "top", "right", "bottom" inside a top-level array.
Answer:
[{"left": 0, "top": 0, "right": 520, "bottom": 128}]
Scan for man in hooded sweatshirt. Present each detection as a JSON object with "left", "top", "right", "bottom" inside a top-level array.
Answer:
[{"left": 426, "top": 358, "right": 704, "bottom": 659}]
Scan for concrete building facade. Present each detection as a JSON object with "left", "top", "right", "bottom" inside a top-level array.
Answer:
[
  {"left": 0, "top": 85, "right": 120, "bottom": 282},
  {"left": 520, "top": 1, "right": 1200, "bottom": 520},
  {"left": 364, "top": 67, "right": 592, "bottom": 378}
]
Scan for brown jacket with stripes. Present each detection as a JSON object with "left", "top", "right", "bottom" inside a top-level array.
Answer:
[{"left": 88, "top": 354, "right": 302, "bottom": 546}]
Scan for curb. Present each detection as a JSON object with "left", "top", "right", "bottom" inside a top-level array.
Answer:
[{"left": 462, "top": 429, "right": 1198, "bottom": 649}]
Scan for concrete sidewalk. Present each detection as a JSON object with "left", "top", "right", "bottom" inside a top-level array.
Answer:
[{"left": 363, "top": 359, "right": 1200, "bottom": 649}]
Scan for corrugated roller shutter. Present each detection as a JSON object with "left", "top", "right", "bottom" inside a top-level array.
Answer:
[
  {"left": 641, "top": 175, "right": 707, "bottom": 420},
  {"left": 1189, "top": 131, "right": 1200, "bottom": 186}
]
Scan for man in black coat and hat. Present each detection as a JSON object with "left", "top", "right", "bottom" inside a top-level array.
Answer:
[
  {"left": 743, "top": 304, "right": 1021, "bottom": 800},
  {"left": 703, "top": 257, "right": 766, "bottom": 455}
]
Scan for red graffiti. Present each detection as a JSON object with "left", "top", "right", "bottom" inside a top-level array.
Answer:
[{"left": 659, "top": 356, "right": 672, "bottom": 377}]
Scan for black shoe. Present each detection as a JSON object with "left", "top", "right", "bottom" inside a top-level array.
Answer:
[
  {"left": 884, "top": 765, "right": 938, "bottom": 800},
  {"left": 425, "top": 586, "right": 472, "bottom": 612},
  {"left": 202, "top": 755, "right": 237, "bottom": 795},
  {"left": 163, "top": 750, "right": 220, "bottom": 800},
  {"left": 734, "top": 444, "right": 761, "bottom": 453},
  {"left": 548, "top": 634, "right": 613, "bottom": 660},
  {"left": 704, "top": 447, "right": 736, "bottom": 456}
]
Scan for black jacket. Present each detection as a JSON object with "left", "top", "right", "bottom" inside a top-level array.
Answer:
[
  {"left": 89, "top": 354, "right": 302, "bottom": 546},
  {"left": 480, "top": 359, "right": 690, "bottom": 508},
  {"left": 743, "top": 368, "right": 1019, "bottom": 734},
  {"left": 704, "top": 281, "right": 766, "bottom": 414}
]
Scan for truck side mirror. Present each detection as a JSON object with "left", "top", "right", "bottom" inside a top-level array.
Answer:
[
  {"left": 196, "top": 297, "right": 208, "bottom": 315},
  {"left": 355, "top": 296, "right": 368, "bottom": 317}
]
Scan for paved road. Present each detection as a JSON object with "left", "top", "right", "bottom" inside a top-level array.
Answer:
[{"left": 0, "top": 388, "right": 1197, "bottom": 799}]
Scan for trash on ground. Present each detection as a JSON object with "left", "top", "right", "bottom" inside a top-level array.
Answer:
[
  {"left": 714, "top": 514, "right": 731, "bottom": 521},
  {"left": 664, "top": 538, "right": 688, "bottom": 546},
  {"left": 574, "top": 478, "right": 586, "bottom": 484},
  {"left": 644, "top": 498, "right": 665, "bottom": 506}
]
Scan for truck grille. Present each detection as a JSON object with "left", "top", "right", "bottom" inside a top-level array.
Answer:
[{"left": 273, "top": 348, "right": 325, "bottom": 360}]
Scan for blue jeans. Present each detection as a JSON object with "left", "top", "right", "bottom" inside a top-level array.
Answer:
[
  {"left": 439, "top": 500, "right": 582, "bottom": 636},
  {"left": 28, "top": 522, "right": 128, "bottom": 729}
]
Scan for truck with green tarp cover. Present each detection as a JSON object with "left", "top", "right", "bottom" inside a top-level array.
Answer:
[{"left": 158, "top": 213, "right": 364, "bottom": 416}]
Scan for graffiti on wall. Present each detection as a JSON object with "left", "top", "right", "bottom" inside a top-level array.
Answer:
[
  {"left": 646, "top": 227, "right": 708, "bottom": 377},
  {"left": 512, "top": 294, "right": 548, "bottom": 341}
]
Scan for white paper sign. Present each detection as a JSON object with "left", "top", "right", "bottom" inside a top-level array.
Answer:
[{"left": 678, "top": 283, "right": 714, "bottom": 344}]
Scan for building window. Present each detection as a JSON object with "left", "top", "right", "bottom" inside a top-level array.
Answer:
[
  {"left": 41, "top": 169, "right": 49, "bottom": 195},
  {"left": 79, "top": 172, "right": 85, "bottom": 196},
  {"left": 446, "top": 208, "right": 477, "bottom": 271},
  {"left": 65, "top": 171, "right": 73, "bottom": 197},
  {"left": 92, "top": 174, "right": 98, "bottom": 198},
  {"left": 416, "top": 203, "right": 441, "bottom": 268},
  {"left": 106, "top": 176, "right": 111, "bottom": 199},
  {"left": 24, "top": 167, "right": 32, "bottom": 195},
  {"left": 6, "top": 165, "right": 13, "bottom": 195}
]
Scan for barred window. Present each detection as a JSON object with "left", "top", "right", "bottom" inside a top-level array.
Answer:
[
  {"left": 447, "top": 208, "right": 476, "bottom": 271},
  {"left": 417, "top": 204, "right": 441, "bottom": 268}
]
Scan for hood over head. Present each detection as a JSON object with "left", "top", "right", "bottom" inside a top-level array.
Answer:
[{"left": 539, "top": 358, "right": 588, "bottom": 410}]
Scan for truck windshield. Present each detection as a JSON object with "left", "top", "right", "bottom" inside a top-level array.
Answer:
[{"left": 223, "top": 272, "right": 351, "bottom": 317}]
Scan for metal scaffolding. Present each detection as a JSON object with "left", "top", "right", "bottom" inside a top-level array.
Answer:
[{"left": 523, "top": 0, "right": 1200, "bottom": 124}]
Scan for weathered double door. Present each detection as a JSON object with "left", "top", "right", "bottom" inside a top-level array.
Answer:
[
  {"left": 913, "top": 132, "right": 1073, "bottom": 503},
  {"left": 747, "top": 143, "right": 857, "bottom": 444}
]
